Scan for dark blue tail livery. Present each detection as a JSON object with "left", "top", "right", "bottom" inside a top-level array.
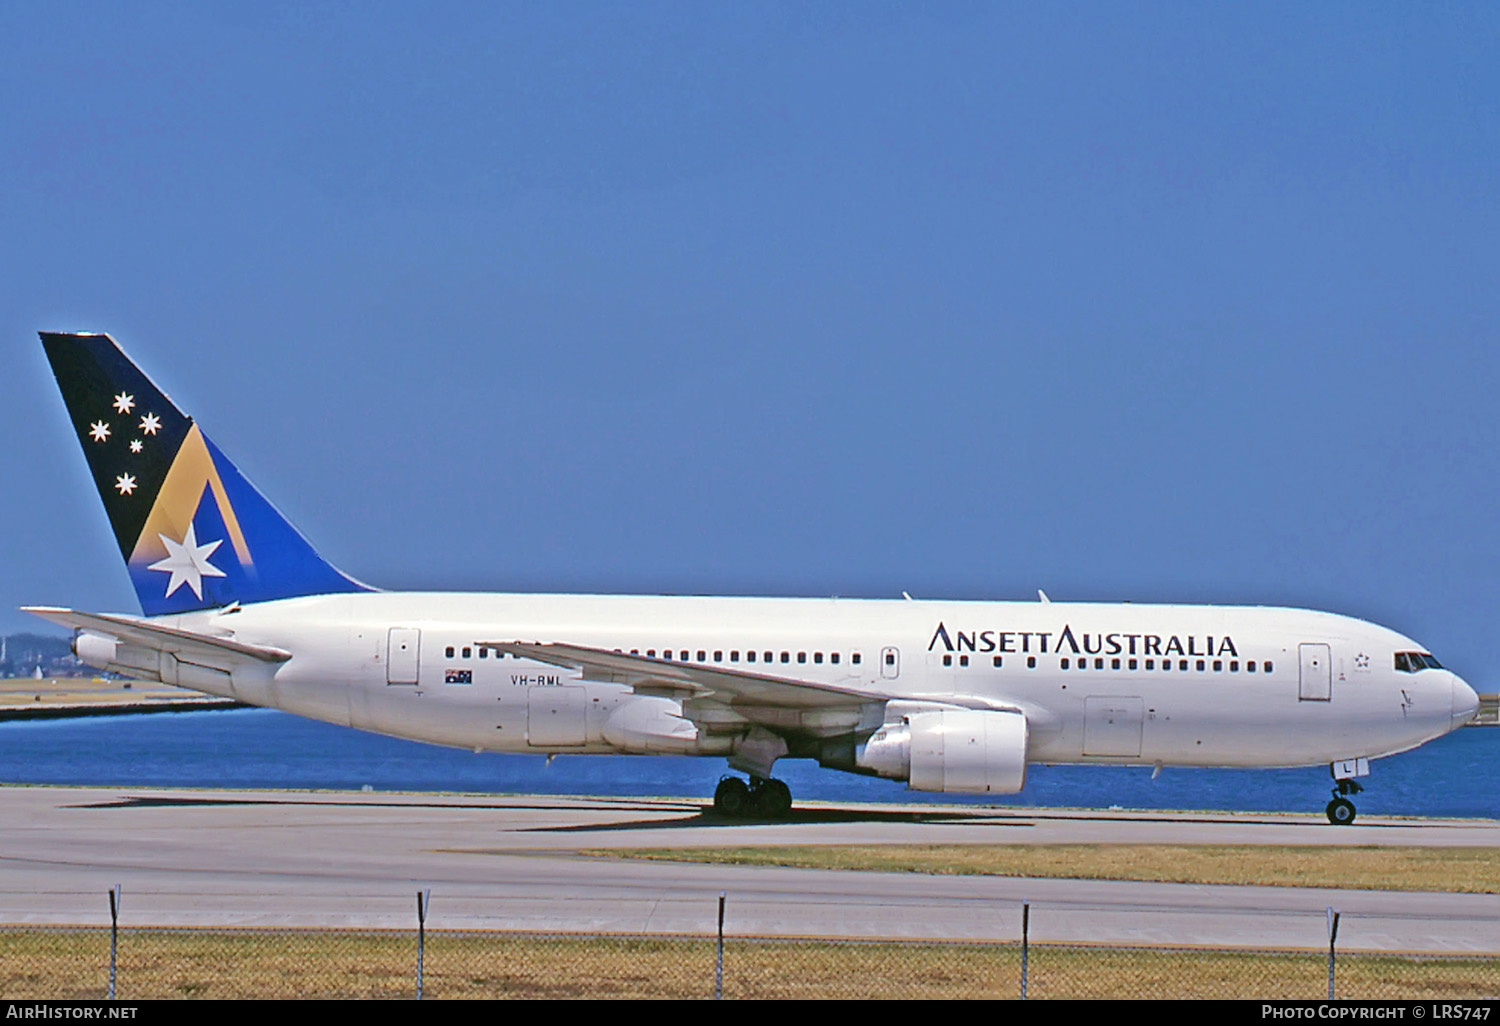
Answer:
[{"left": 40, "top": 332, "right": 370, "bottom": 615}]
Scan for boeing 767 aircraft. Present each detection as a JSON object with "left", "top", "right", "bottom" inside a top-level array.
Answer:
[{"left": 26, "top": 332, "right": 1480, "bottom": 823}]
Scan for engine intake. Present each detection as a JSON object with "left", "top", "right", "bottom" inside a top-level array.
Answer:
[{"left": 856, "top": 708, "right": 1029, "bottom": 794}]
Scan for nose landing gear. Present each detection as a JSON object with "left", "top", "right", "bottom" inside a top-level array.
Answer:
[
  {"left": 712, "top": 775, "right": 793, "bottom": 819},
  {"left": 1325, "top": 778, "right": 1363, "bottom": 825}
]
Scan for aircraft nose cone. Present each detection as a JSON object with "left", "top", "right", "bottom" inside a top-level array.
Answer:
[{"left": 1452, "top": 673, "right": 1480, "bottom": 729}]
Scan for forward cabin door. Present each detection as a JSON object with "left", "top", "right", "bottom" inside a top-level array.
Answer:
[
  {"left": 1299, "top": 643, "right": 1332, "bottom": 701},
  {"left": 387, "top": 628, "right": 420, "bottom": 685}
]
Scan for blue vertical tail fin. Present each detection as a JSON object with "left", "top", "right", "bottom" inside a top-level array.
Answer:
[{"left": 40, "top": 332, "right": 370, "bottom": 615}]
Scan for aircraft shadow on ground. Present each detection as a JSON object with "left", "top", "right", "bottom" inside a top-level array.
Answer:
[
  {"left": 519, "top": 806, "right": 1035, "bottom": 833},
  {"left": 67, "top": 794, "right": 702, "bottom": 814}
]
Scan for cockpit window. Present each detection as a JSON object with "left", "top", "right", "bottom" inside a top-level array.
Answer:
[{"left": 1395, "top": 651, "right": 1442, "bottom": 672}]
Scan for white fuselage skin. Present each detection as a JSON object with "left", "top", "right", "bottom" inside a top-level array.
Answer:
[{"left": 113, "top": 592, "right": 1480, "bottom": 786}]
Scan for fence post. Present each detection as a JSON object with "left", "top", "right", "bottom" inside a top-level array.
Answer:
[
  {"left": 715, "top": 892, "right": 725, "bottom": 1000},
  {"left": 417, "top": 889, "right": 431, "bottom": 1001},
  {"left": 1326, "top": 906, "right": 1340, "bottom": 1000},
  {"left": 1020, "top": 901, "right": 1029, "bottom": 1001},
  {"left": 107, "top": 885, "right": 121, "bottom": 1001}
]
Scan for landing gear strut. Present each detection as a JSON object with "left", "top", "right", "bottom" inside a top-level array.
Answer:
[
  {"left": 713, "top": 775, "right": 793, "bottom": 819},
  {"left": 1325, "top": 778, "right": 1363, "bottom": 825}
]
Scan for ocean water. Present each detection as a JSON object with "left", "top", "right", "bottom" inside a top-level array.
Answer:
[{"left": 0, "top": 707, "right": 1494, "bottom": 818}]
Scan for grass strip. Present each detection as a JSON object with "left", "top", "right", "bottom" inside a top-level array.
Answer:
[
  {"left": 579, "top": 843, "right": 1500, "bottom": 892},
  {"left": 2, "top": 929, "right": 1496, "bottom": 999}
]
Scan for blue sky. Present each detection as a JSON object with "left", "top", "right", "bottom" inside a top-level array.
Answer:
[{"left": 2, "top": 4, "right": 1497, "bottom": 680}]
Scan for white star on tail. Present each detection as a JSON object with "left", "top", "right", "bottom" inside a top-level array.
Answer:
[
  {"left": 140, "top": 413, "right": 161, "bottom": 436},
  {"left": 113, "top": 392, "right": 135, "bottom": 414},
  {"left": 129, "top": 439, "right": 143, "bottom": 453},
  {"left": 147, "top": 523, "right": 227, "bottom": 600},
  {"left": 89, "top": 421, "right": 111, "bottom": 442},
  {"left": 115, "top": 474, "right": 136, "bottom": 495}
]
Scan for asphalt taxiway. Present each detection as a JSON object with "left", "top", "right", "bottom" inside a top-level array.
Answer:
[{"left": 1, "top": 786, "right": 1496, "bottom": 952}]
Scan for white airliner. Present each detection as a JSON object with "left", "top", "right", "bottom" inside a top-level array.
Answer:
[{"left": 27, "top": 332, "right": 1480, "bottom": 824}]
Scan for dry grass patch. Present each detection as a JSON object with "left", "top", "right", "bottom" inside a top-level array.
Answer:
[
  {"left": 3, "top": 930, "right": 1497, "bottom": 999},
  {"left": 581, "top": 844, "right": 1500, "bottom": 892}
]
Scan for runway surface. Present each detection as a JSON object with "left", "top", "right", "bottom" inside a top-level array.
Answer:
[{"left": 2, "top": 785, "right": 1497, "bottom": 952}]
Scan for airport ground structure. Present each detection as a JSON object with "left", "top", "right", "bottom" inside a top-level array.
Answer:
[{"left": 1, "top": 785, "right": 1497, "bottom": 999}]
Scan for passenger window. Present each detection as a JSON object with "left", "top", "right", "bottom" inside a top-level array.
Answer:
[
  {"left": 831, "top": 653, "right": 840, "bottom": 664},
  {"left": 943, "top": 654, "right": 953, "bottom": 667},
  {"left": 1145, "top": 659, "right": 1154, "bottom": 670},
  {"left": 479, "top": 648, "right": 488, "bottom": 659},
  {"left": 681, "top": 650, "right": 690, "bottom": 661},
  {"left": 462, "top": 647, "right": 471, "bottom": 659},
  {"left": 1026, "top": 656, "right": 1036, "bottom": 669},
  {"left": 798, "top": 652, "right": 807, "bottom": 664},
  {"left": 1112, "top": 658, "right": 1121, "bottom": 670},
  {"left": 853, "top": 653, "right": 862, "bottom": 665},
  {"left": 1061, "top": 658, "right": 1070, "bottom": 670},
  {"left": 993, "top": 656, "right": 1003, "bottom": 667},
  {"left": 730, "top": 651, "right": 739, "bottom": 662},
  {"left": 1213, "top": 660, "right": 1222, "bottom": 672},
  {"left": 781, "top": 652, "right": 790, "bottom": 663},
  {"left": 445, "top": 646, "right": 455, "bottom": 658},
  {"left": 1195, "top": 659, "right": 1204, "bottom": 671},
  {"left": 747, "top": 651, "right": 756, "bottom": 662},
  {"left": 1128, "top": 659, "right": 1137, "bottom": 670},
  {"left": 1095, "top": 658, "right": 1104, "bottom": 670},
  {"left": 714, "top": 651, "right": 723, "bottom": 662},
  {"left": 1265, "top": 661, "right": 1273, "bottom": 673},
  {"left": 959, "top": 655, "right": 969, "bottom": 667},
  {"left": 1247, "top": 661, "right": 1256, "bottom": 672},
  {"left": 814, "top": 653, "right": 823, "bottom": 664}
]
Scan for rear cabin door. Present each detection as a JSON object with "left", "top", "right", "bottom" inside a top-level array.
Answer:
[
  {"left": 387, "top": 628, "right": 421, "bottom": 685},
  {"left": 1299, "top": 643, "right": 1331, "bottom": 701}
]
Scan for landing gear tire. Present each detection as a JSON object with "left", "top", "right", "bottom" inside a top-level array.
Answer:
[
  {"left": 752, "top": 778, "right": 793, "bottom": 818},
  {"left": 1326, "top": 797, "right": 1357, "bottom": 826},
  {"left": 713, "top": 776, "right": 750, "bottom": 817}
]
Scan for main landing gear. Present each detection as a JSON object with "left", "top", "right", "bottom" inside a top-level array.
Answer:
[
  {"left": 1325, "top": 778, "right": 1363, "bottom": 826},
  {"left": 713, "top": 775, "right": 793, "bottom": 819}
]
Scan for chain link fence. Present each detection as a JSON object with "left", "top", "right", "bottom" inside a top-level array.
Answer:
[{"left": 2, "top": 896, "right": 1497, "bottom": 999}]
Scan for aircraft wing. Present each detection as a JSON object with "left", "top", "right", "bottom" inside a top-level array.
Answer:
[
  {"left": 23, "top": 606, "right": 293, "bottom": 665},
  {"left": 479, "top": 640, "right": 889, "bottom": 738}
]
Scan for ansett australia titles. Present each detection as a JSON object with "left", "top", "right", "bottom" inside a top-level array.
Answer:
[{"left": 928, "top": 622, "right": 1239, "bottom": 658}]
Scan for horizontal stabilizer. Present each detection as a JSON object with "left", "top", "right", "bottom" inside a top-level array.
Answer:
[{"left": 23, "top": 606, "right": 292, "bottom": 664}]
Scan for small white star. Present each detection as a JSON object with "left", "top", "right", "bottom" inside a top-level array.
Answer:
[
  {"left": 140, "top": 413, "right": 161, "bottom": 436},
  {"left": 115, "top": 474, "right": 136, "bottom": 495},
  {"left": 147, "top": 523, "right": 226, "bottom": 599},
  {"left": 113, "top": 392, "right": 135, "bottom": 414},
  {"left": 89, "top": 421, "right": 111, "bottom": 442},
  {"left": 129, "top": 439, "right": 144, "bottom": 454}
]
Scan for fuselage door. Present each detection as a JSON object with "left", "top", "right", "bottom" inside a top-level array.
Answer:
[
  {"left": 880, "top": 646, "right": 900, "bottom": 679},
  {"left": 528, "top": 686, "right": 588, "bottom": 747},
  {"left": 387, "top": 627, "right": 421, "bottom": 685},
  {"left": 1082, "top": 697, "right": 1144, "bottom": 757},
  {"left": 1299, "top": 643, "right": 1331, "bottom": 701}
]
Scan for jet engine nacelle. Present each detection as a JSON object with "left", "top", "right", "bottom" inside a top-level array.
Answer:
[
  {"left": 855, "top": 708, "right": 1029, "bottom": 794},
  {"left": 73, "top": 631, "right": 118, "bottom": 671}
]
